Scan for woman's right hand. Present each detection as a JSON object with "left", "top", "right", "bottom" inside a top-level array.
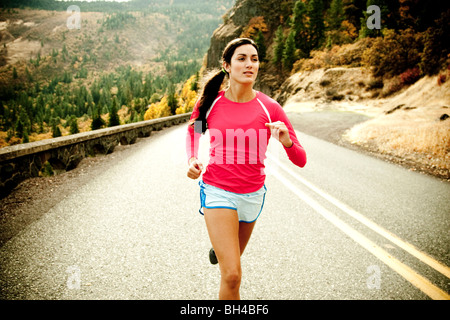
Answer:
[{"left": 187, "top": 157, "right": 204, "bottom": 180}]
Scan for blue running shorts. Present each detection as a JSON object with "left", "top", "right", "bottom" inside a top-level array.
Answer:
[{"left": 199, "top": 180, "right": 267, "bottom": 223}]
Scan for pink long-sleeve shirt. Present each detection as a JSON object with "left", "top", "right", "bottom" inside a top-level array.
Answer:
[{"left": 186, "top": 91, "right": 306, "bottom": 193}]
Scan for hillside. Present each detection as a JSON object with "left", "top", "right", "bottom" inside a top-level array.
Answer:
[
  {"left": 280, "top": 67, "right": 450, "bottom": 179},
  {"left": 0, "top": 0, "right": 232, "bottom": 146}
]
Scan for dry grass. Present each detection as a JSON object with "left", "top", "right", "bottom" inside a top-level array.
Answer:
[
  {"left": 338, "top": 73, "right": 450, "bottom": 179},
  {"left": 345, "top": 111, "right": 450, "bottom": 174}
]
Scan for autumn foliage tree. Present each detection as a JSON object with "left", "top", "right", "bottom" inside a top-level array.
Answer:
[
  {"left": 144, "top": 96, "right": 171, "bottom": 120},
  {"left": 362, "top": 28, "right": 423, "bottom": 78},
  {"left": 241, "top": 16, "right": 268, "bottom": 39},
  {"left": 176, "top": 74, "right": 199, "bottom": 115},
  {"left": 325, "top": 0, "right": 358, "bottom": 47},
  {"left": 241, "top": 16, "right": 268, "bottom": 62}
]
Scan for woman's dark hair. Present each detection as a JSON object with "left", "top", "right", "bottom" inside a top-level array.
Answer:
[{"left": 191, "top": 38, "right": 259, "bottom": 133}]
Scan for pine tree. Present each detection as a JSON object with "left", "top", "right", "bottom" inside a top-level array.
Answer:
[
  {"left": 108, "top": 97, "right": 120, "bottom": 127},
  {"left": 0, "top": 101, "right": 4, "bottom": 127},
  {"left": 90, "top": 81, "right": 100, "bottom": 104},
  {"left": 327, "top": 0, "right": 345, "bottom": 30},
  {"left": 190, "top": 72, "right": 199, "bottom": 92},
  {"left": 307, "top": 0, "right": 325, "bottom": 53},
  {"left": 91, "top": 105, "right": 105, "bottom": 130},
  {"left": 283, "top": 30, "right": 297, "bottom": 70},
  {"left": 52, "top": 123, "right": 62, "bottom": 138},
  {"left": 25, "top": 67, "right": 33, "bottom": 82},
  {"left": 15, "top": 120, "right": 24, "bottom": 138},
  {"left": 23, "top": 130, "right": 29, "bottom": 143},
  {"left": 70, "top": 116, "right": 79, "bottom": 134},
  {"left": 326, "top": 0, "right": 347, "bottom": 47},
  {"left": 273, "top": 26, "right": 285, "bottom": 68},
  {"left": 254, "top": 30, "right": 266, "bottom": 62},
  {"left": 167, "top": 83, "right": 178, "bottom": 115},
  {"left": 62, "top": 70, "right": 72, "bottom": 83},
  {"left": 62, "top": 43, "right": 68, "bottom": 56},
  {"left": 291, "top": 0, "right": 308, "bottom": 55}
]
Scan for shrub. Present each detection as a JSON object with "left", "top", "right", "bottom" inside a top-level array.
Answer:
[
  {"left": 400, "top": 67, "right": 421, "bottom": 85},
  {"left": 381, "top": 76, "right": 404, "bottom": 97},
  {"left": 41, "top": 161, "right": 54, "bottom": 177},
  {"left": 300, "top": 50, "right": 328, "bottom": 71},
  {"left": 362, "top": 29, "right": 423, "bottom": 78},
  {"left": 291, "top": 38, "right": 374, "bottom": 73},
  {"left": 292, "top": 59, "right": 305, "bottom": 73},
  {"left": 367, "top": 78, "right": 384, "bottom": 90},
  {"left": 437, "top": 73, "right": 447, "bottom": 86},
  {"left": 329, "top": 38, "right": 373, "bottom": 67},
  {"left": 419, "top": 10, "right": 450, "bottom": 75}
]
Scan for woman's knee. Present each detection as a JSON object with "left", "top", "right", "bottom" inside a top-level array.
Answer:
[{"left": 222, "top": 267, "right": 242, "bottom": 289}]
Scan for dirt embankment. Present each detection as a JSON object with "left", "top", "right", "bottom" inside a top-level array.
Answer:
[{"left": 279, "top": 67, "right": 450, "bottom": 180}]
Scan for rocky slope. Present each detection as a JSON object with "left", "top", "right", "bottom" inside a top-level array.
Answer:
[
  {"left": 205, "top": 0, "right": 291, "bottom": 94},
  {"left": 206, "top": 0, "right": 286, "bottom": 68}
]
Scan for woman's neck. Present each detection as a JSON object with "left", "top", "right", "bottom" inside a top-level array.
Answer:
[{"left": 225, "top": 82, "right": 255, "bottom": 103}]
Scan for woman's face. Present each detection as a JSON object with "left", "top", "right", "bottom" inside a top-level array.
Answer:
[{"left": 224, "top": 44, "right": 259, "bottom": 85}]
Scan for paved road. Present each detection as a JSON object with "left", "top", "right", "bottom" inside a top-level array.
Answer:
[{"left": 0, "top": 119, "right": 449, "bottom": 300}]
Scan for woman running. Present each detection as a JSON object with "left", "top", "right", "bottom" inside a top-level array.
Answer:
[{"left": 186, "top": 38, "right": 307, "bottom": 300}]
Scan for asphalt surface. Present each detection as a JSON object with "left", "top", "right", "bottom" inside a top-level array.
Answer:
[{"left": 0, "top": 113, "right": 449, "bottom": 300}]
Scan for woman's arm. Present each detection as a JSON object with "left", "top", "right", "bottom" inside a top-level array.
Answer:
[
  {"left": 186, "top": 103, "right": 204, "bottom": 179},
  {"left": 186, "top": 102, "right": 201, "bottom": 162},
  {"left": 187, "top": 156, "right": 204, "bottom": 179},
  {"left": 265, "top": 121, "right": 293, "bottom": 148},
  {"left": 269, "top": 107, "right": 307, "bottom": 168}
]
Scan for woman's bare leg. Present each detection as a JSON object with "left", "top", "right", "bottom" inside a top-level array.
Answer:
[
  {"left": 204, "top": 208, "right": 242, "bottom": 300},
  {"left": 238, "top": 221, "right": 256, "bottom": 256}
]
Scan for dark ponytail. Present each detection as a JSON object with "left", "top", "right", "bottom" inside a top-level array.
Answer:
[
  {"left": 192, "top": 38, "right": 259, "bottom": 134},
  {"left": 194, "top": 69, "right": 227, "bottom": 133}
]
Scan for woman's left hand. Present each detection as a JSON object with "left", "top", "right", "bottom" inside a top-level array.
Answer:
[{"left": 265, "top": 121, "right": 293, "bottom": 148}]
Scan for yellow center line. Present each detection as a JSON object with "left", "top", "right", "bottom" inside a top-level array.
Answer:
[
  {"left": 267, "top": 154, "right": 450, "bottom": 279},
  {"left": 266, "top": 163, "right": 450, "bottom": 300}
]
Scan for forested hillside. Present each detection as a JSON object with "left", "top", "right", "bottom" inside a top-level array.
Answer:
[
  {"left": 206, "top": 0, "right": 449, "bottom": 96},
  {"left": 0, "top": 0, "right": 232, "bottom": 147}
]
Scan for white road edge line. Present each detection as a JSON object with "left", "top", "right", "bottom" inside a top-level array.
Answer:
[
  {"left": 267, "top": 153, "right": 450, "bottom": 279},
  {"left": 265, "top": 162, "right": 450, "bottom": 300}
]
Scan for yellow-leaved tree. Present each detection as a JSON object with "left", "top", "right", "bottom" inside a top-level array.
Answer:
[
  {"left": 144, "top": 96, "right": 171, "bottom": 120},
  {"left": 176, "top": 74, "right": 198, "bottom": 114}
]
